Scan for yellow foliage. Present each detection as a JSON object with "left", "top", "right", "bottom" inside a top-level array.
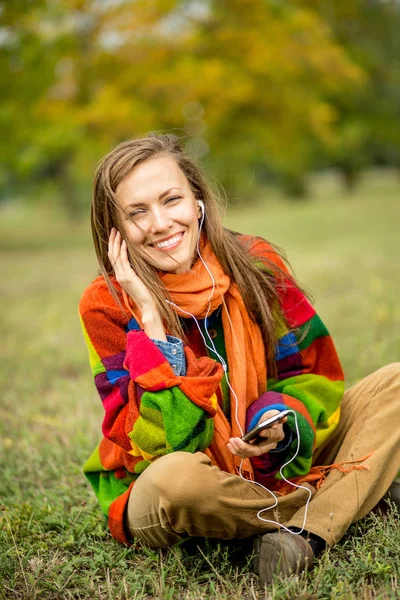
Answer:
[{"left": 2, "top": 0, "right": 369, "bottom": 178}]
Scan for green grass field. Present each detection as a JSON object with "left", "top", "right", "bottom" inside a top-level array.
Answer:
[{"left": 0, "top": 170, "right": 399, "bottom": 599}]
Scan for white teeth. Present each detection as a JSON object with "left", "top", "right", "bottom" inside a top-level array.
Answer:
[{"left": 155, "top": 234, "right": 182, "bottom": 249}]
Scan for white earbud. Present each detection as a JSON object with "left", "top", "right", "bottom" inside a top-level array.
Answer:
[{"left": 197, "top": 200, "right": 205, "bottom": 215}]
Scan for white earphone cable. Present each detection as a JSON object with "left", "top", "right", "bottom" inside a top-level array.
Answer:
[{"left": 166, "top": 207, "right": 312, "bottom": 532}]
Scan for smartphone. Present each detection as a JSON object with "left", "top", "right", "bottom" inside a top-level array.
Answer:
[{"left": 241, "top": 410, "right": 291, "bottom": 443}]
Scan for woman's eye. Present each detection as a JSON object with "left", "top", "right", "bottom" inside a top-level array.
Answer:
[
  {"left": 165, "top": 196, "right": 180, "bottom": 204},
  {"left": 128, "top": 209, "right": 145, "bottom": 219}
]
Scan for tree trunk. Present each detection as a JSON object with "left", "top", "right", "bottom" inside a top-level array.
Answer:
[
  {"left": 55, "top": 160, "right": 81, "bottom": 221},
  {"left": 282, "top": 173, "right": 308, "bottom": 200},
  {"left": 338, "top": 164, "right": 360, "bottom": 194}
]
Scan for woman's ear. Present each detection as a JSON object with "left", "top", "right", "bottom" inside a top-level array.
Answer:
[{"left": 197, "top": 199, "right": 205, "bottom": 218}]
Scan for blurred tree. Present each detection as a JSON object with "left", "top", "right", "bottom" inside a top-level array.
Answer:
[
  {"left": 185, "top": 0, "right": 364, "bottom": 198},
  {"left": 294, "top": 0, "right": 400, "bottom": 191},
  {"left": 0, "top": 0, "right": 88, "bottom": 216},
  {"left": 0, "top": 0, "right": 366, "bottom": 213}
]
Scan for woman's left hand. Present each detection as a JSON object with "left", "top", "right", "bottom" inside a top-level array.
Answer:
[{"left": 227, "top": 410, "right": 287, "bottom": 458}]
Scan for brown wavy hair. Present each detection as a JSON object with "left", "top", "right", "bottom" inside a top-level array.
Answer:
[{"left": 91, "top": 132, "right": 293, "bottom": 373}]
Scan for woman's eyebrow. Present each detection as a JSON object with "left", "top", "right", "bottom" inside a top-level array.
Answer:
[
  {"left": 126, "top": 187, "right": 183, "bottom": 207},
  {"left": 126, "top": 200, "right": 146, "bottom": 208},
  {"left": 158, "top": 187, "right": 182, "bottom": 199}
]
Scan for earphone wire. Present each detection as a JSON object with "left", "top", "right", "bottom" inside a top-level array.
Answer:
[
  {"left": 243, "top": 409, "right": 312, "bottom": 534},
  {"left": 166, "top": 208, "right": 312, "bottom": 533},
  {"left": 195, "top": 206, "right": 244, "bottom": 437},
  {"left": 166, "top": 208, "right": 243, "bottom": 435}
]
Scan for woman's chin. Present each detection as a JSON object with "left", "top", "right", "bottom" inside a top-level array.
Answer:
[{"left": 144, "top": 247, "right": 194, "bottom": 274}]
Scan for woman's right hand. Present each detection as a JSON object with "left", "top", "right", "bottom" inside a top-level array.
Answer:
[
  {"left": 108, "top": 229, "right": 167, "bottom": 341},
  {"left": 108, "top": 228, "right": 155, "bottom": 311}
]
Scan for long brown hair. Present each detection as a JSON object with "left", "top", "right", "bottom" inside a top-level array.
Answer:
[{"left": 91, "top": 132, "right": 292, "bottom": 373}]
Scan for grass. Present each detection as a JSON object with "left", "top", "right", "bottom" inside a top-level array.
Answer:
[{"left": 0, "top": 169, "right": 399, "bottom": 599}]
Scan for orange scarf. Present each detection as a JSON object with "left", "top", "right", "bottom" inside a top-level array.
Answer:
[{"left": 161, "top": 240, "right": 267, "bottom": 477}]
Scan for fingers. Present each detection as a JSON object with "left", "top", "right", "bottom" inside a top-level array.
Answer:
[
  {"left": 258, "top": 421, "right": 286, "bottom": 443},
  {"left": 227, "top": 418, "right": 287, "bottom": 458},
  {"left": 107, "top": 229, "right": 155, "bottom": 311},
  {"left": 108, "top": 228, "right": 134, "bottom": 285},
  {"left": 227, "top": 437, "right": 278, "bottom": 458},
  {"left": 120, "top": 237, "right": 129, "bottom": 265},
  {"left": 108, "top": 229, "right": 125, "bottom": 267},
  {"left": 108, "top": 227, "right": 120, "bottom": 267}
]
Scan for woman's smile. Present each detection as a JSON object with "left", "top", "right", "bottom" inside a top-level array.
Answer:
[{"left": 149, "top": 232, "right": 184, "bottom": 251}]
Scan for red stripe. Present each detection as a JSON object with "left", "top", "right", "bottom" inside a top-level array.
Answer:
[
  {"left": 108, "top": 483, "right": 134, "bottom": 545},
  {"left": 280, "top": 283, "right": 315, "bottom": 328},
  {"left": 277, "top": 337, "right": 344, "bottom": 382},
  {"left": 124, "top": 330, "right": 168, "bottom": 377}
]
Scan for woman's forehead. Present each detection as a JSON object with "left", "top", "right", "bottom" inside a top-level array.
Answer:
[{"left": 116, "top": 156, "right": 188, "bottom": 205}]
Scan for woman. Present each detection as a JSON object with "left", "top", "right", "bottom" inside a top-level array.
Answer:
[{"left": 80, "top": 133, "right": 400, "bottom": 586}]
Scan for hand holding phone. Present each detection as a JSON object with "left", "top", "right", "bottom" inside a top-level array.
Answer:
[
  {"left": 241, "top": 409, "right": 290, "bottom": 444},
  {"left": 227, "top": 409, "right": 290, "bottom": 459}
]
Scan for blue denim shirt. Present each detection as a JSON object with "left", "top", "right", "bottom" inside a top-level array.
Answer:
[
  {"left": 152, "top": 335, "right": 186, "bottom": 376},
  {"left": 151, "top": 306, "right": 224, "bottom": 379}
]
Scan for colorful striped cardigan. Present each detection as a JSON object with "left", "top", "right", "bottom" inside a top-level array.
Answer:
[{"left": 79, "top": 236, "right": 344, "bottom": 544}]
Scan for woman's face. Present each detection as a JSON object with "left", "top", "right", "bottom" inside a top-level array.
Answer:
[{"left": 115, "top": 155, "right": 201, "bottom": 274}]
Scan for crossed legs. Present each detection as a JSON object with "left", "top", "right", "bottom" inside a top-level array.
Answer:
[{"left": 125, "top": 364, "right": 400, "bottom": 549}]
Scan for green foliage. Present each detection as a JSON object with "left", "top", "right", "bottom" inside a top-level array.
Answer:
[
  {"left": 0, "top": 0, "right": 372, "bottom": 211},
  {"left": 1, "top": 170, "right": 399, "bottom": 599},
  {"left": 295, "top": 0, "right": 400, "bottom": 185}
]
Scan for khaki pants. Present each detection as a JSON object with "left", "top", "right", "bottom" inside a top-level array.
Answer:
[{"left": 125, "top": 364, "right": 400, "bottom": 548}]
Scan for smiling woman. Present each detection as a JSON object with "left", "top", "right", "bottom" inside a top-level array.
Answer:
[{"left": 80, "top": 132, "right": 400, "bottom": 588}]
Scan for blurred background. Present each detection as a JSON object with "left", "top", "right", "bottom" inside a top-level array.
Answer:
[
  {"left": 1, "top": 3, "right": 400, "bottom": 597},
  {"left": 1, "top": 0, "right": 400, "bottom": 212},
  {"left": 1, "top": 0, "right": 399, "bottom": 394},
  {"left": 1, "top": 0, "right": 399, "bottom": 405}
]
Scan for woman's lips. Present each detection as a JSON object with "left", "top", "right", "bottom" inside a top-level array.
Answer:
[{"left": 152, "top": 232, "right": 184, "bottom": 252}]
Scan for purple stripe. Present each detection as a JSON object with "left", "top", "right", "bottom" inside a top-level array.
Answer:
[
  {"left": 246, "top": 391, "right": 284, "bottom": 424},
  {"left": 95, "top": 372, "right": 130, "bottom": 402},
  {"left": 276, "top": 352, "right": 303, "bottom": 377},
  {"left": 277, "top": 368, "right": 305, "bottom": 380},
  {"left": 118, "top": 375, "right": 130, "bottom": 403},
  {"left": 103, "top": 351, "right": 126, "bottom": 371},
  {"left": 95, "top": 371, "right": 111, "bottom": 401}
]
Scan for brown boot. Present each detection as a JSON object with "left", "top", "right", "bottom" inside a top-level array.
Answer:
[
  {"left": 386, "top": 480, "right": 400, "bottom": 509},
  {"left": 253, "top": 531, "right": 314, "bottom": 586},
  {"left": 375, "top": 479, "right": 400, "bottom": 513}
]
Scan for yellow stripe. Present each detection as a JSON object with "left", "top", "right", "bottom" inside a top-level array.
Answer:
[
  {"left": 80, "top": 315, "right": 106, "bottom": 376},
  {"left": 210, "top": 392, "right": 218, "bottom": 412},
  {"left": 128, "top": 440, "right": 144, "bottom": 458},
  {"left": 140, "top": 449, "right": 157, "bottom": 462},
  {"left": 315, "top": 405, "right": 341, "bottom": 448}
]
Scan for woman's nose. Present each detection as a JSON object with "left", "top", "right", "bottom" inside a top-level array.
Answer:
[{"left": 148, "top": 208, "right": 172, "bottom": 233}]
